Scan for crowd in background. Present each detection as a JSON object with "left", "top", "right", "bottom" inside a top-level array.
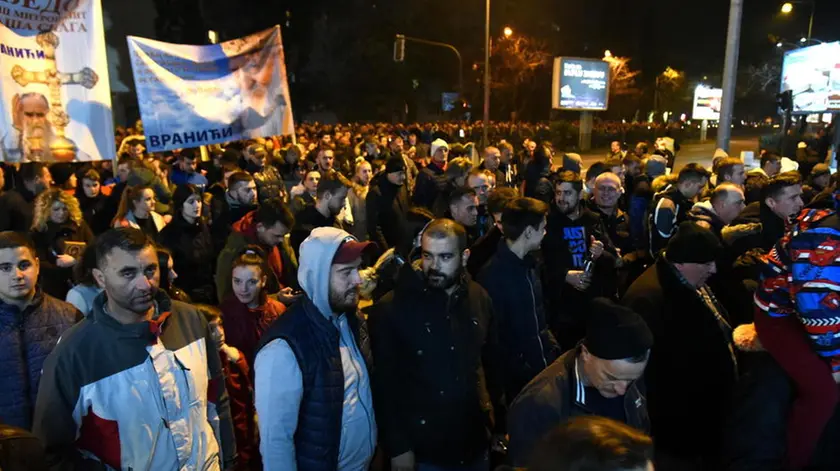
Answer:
[{"left": 0, "top": 118, "right": 839, "bottom": 471}]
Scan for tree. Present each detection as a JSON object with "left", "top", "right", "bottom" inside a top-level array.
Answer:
[
  {"left": 489, "top": 34, "right": 551, "bottom": 119},
  {"left": 603, "top": 55, "right": 642, "bottom": 119}
]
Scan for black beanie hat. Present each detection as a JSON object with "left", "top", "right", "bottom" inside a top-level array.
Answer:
[
  {"left": 385, "top": 155, "right": 406, "bottom": 174},
  {"left": 584, "top": 297, "right": 653, "bottom": 360},
  {"left": 666, "top": 221, "right": 722, "bottom": 264}
]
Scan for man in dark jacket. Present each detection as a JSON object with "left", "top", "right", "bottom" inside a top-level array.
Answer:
[
  {"left": 507, "top": 298, "right": 653, "bottom": 468},
  {"left": 289, "top": 173, "right": 348, "bottom": 259},
  {"left": 254, "top": 227, "right": 377, "bottom": 471},
  {"left": 729, "top": 173, "right": 804, "bottom": 256},
  {"left": 413, "top": 138, "right": 448, "bottom": 211},
  {"left": 478, "top": 197, "right": 560, "bottom": 403},
  {"left": 369, "top": 219, "right": 502, "bottom": 471},
  {"left": 467, "top": 187, "right": 517, "bottom": 277},
  {"left": 591, "top": 172, "right": 633, "bottom": 256},
  {"left": 33, "top": 228, "right": 236, "bottom": 469},
  {"left": 687, "top": 183, "right": 746, "bottom": 239},
  {"left": 0, "top": 163, "right": 51, "bottom": 232},
  {"left": 0, "top": 231, "right": 77, "bottom": 430},
  {"left": 623, "top": 222, "right": 738, "bottom": 470},
  {"left": 210, "top": 171, "right": 258, "bottom": 251},
  {"left": 647, "top": 163, "right": 709, "bottom": 258},
  {"left": 542, "top": 171, "right": 617, "bottom": 349},
  {"left": 366, "top": 156, "right": 411, "bottom": 252}
]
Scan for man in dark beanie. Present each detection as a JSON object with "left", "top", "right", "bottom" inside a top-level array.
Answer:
[
  {"left": 366, "top": 155, "right": 410, "bottom": 252},
  {"left": 622, "top": 221, "right": 738, "bottom": 471},
  {"left": 507, "top": 297, "right": 652, "bottom": 468}
]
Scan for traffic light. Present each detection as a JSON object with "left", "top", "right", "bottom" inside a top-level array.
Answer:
[{"left": 394, "top": 34, "right": 405, "bottom": 62}]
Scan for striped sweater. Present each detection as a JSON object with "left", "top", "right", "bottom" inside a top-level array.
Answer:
[{"left": 755, "top": 208, "right": 840, "bottom": 370}]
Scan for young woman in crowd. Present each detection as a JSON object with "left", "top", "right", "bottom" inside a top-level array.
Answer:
[
  {"left": 158, "top": 184, "right": 217, "bottom": 303},
  {"left": 197, "top": 304, "right": 259, "bottom": 471},
  {"left": 30, "top": 188, "right": 94, "bottom": 299},
  {"left": 75, "top": 168, "right": 111, "bottom": 235},
  {"left": 220, "top": 250, "right": 286, "bottom": 366},
  {"left": 156, "top": 247, "right": 191, "bottom": 303},
  {"left": 65, "top": 245, "right": 102, "bottom": 317},
  {"left": 112, "top": 184, "right": 167, "bottom": 238}
]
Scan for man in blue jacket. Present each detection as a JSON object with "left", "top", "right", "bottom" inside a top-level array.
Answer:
[
  {"left": 507, "top": 298, "right": 652, "bottom": 468},
  {"left": 478, "top": 197, "right": 560, "bottom": 403},
  {"left": 0, "top": 231, "right": 77, "bottom": 430},
  {"left": 254, "top": 227, "right": 377, "bottom": 471}
]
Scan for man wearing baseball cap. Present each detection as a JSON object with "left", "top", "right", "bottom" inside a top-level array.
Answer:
[
  {"left": 254, "top": 227, "right": 377, "bottom": 471},
  {"left": 507, "top": 297, "right": 653, "bottom": 468},
  {"left": 623, "top": 221, "right": 738, "bottom": 469}
]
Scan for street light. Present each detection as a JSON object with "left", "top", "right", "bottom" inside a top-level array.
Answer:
[
  {"left": 503, "top": 26, "right": 513, "bottom": 38},
  {"left": 603, "top": 49, "right": 612, "bottom": 59},
  {"left": 780, "top": 1, "right": 816, "bottom": 42}
]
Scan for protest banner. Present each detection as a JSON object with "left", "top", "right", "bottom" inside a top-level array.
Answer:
[
  {"left": 127, "top": 26, "right": 294, "bottom": 153},
  {"left": 0, "top": 0, "right": 114, "bottom": 162}
]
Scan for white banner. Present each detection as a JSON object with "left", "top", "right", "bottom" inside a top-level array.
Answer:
[
  {"left": 0, "top": 0, "right": 114, "bottom": 162},
  {"left": 127, "top": 26, "right": 294, "bottom": 153}
]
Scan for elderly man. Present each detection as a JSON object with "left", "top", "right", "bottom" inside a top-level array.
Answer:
[
  {"left": 414, "top": 138, "right": 449, "bottom": 211},
  {"left": 1, "top": 93, "right": 53, "bottom": 162},
  {"left": 623, "top": 222, "right": 738, "bottom": 470},
  {"left": 480, "top": 146, "right": 505, "bottom": 185},
  {"left": 508, "top": 298, "right": 652, "bottom": 468},
  {"left": 592, "top": 172, "right": 632, "bottom": 255}
]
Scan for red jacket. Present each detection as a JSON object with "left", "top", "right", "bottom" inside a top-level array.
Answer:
[
  {"left": 232, "top": 212, "right": 285, "bottom": 285},
  {"left": 218, "top": 347, "right": 258, "bottom": 471},
  {"left": 221, "top": 295, "right": 286, "bottom": 368}
]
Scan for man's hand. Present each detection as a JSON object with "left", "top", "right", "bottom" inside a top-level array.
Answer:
[
  {"left": 565, "top": 270, "right": 591, "bottom": 292},
  {"left": 276, "top": 286, "right": 302, "bottom": 306},
  {"left": 391, "top": 451, "right": 415, "bottom": 471},
  {"left": 589, "top": 236, "right": 605, "bottom": 260},
  {"left": 56, "top": 254, "right": 77, "bottom": 268}
]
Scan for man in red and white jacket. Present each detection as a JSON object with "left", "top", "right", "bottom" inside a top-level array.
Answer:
[{"left": 33, "top": 228, "right": 236, "bottom": 470}]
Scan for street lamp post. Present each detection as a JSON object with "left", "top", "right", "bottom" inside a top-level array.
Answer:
[
  {"left": 717, "top": 0, "right": 744, "bottom": 152},
  {"left": 483, "top": 0, "right": 491, "bottom": 147},
  {"left": 781, "top": 1, "right": 816, "bottom": 43}
]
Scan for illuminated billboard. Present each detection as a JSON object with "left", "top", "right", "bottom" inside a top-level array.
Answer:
[
  {"left": 780, "top": 41, "right": 840, "bottom": 114},
  {"left": 552, "top": 57, "right": 610, "bottom": 111},
  {"left": 692, "top": 86, "right": 722, "bottom": 121}
]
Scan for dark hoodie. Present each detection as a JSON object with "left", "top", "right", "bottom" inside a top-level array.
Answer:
[
  {"left": 215, "top": 210, "right": 297, "bottom": 303},
  {"left": 158, "top": 214, "right": 217, "bottom": 304}
]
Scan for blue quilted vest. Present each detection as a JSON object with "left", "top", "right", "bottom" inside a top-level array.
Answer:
[{"left": 256, "top": 296, "right": 366, "bottom": 471}]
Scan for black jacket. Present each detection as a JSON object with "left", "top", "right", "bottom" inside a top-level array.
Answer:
[
  {"left": 0, "top": 187, "right": 37, "bottom": 232},
  {"left": 507, "top": 347, "right": 650, "bottom": 467},
  {"left": 466, "top": 224, "right": 502, "bottom": 278},
  {"left": 622, "top": 257, "right": 738, "bottom": 463},
  {"left": 412, "top": 162, "right": 446, "bottom": 211},
  {"left": 729, "top": 201, "right": 787, "bottom": 255},
  {"left": 477, "top": 241, "right": 560, "bottom": 402},
  {"left": 157, "top": 215, "right": 217, "bottom": 304},
  {"left": 366, "top": 175, "right": 410, "bottom": 252},
  {"left": 647, "top": 185, "right": 692, "bottom": 258},
  {"left": 289, "top": 205, "right": 336, "bottom": 260},
  {"left": 75, "top": 190, "right": 110, "bottom": 236},
  {"left": 31, "top": 220, "right": 94, "bottom": 300},
  {"left": 368, "top": 264, "right": 501, "bottom": 466},
  {"left": 210, "top": 191, "right": 257, "bottom": 252}
]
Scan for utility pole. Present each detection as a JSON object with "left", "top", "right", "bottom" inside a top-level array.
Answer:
[
  {"left": 716, "top": 0, "right": 743, "bottom": 152},
  {"left": 395, "top": 34, "right": 463, "bottom": 98},
  {"left": 482, "top": 0, "right": 491, "bottom": 147}
]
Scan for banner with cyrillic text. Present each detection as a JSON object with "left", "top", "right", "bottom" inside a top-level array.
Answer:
[
  {"left": 0, "top": 0, "right": 115, "bottom": 162},
  {"left": 127, "top": 26, "right": 294, "bottom": 153}
]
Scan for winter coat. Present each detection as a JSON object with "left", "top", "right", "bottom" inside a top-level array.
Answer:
[
  {"left": 215, "top": 210, "right": 298, "bottom": 303},
  {"left": 413, "top": 162, "right": 446, "bottom": 211},
  {"left": 32, "top": 290, "right": 236, "bottom": 470},
  {"left": 209, "top": 191, "right": 257, "bottom": 252},
  {"left": 477, "top": 240, "right": 561, "bottom": 402},
  {"left": 221, "top": 295, "right": 286, "bottom": 368},
  {"left": 113, "top": 210, "right": 166, "bottom": 239},
  {"left": 75, "top": 190, "right": 110, "bottom": 235},
  {"left": 365, "top": 175, "right": 411, "bottom": 252},
  {"left": 30, "top": 220, "right": 94, "bottom": 300},
  {"left": 508, "top": 346, "right": 650, "bottom": 468},
  {"left": 0, "top": 291, "right": 77, "bottom": 429},
  {"left": 622, "top": 257, "right": 738, "bottom": 463},
  {"left": 368, "top": 264, "right": 501, "bottom": 466},
  {"left": 289, "top": 205, "right": 336, "bottom": 260},
  {"left": 158, "top": 215, "right": 217, "bottom": 304},
  {"left": 0, "top": 187, "right": 36, "bottom": 232},
  {"left": 647, "top": 185, "right": 692, "bottom": 258}
]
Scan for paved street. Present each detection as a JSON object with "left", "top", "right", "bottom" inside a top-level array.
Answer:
[{"left": 561, "top": 137, "right": 761, "bottom": 172}]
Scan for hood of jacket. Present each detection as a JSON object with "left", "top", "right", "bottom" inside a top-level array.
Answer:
[
  {"left": 232, "top": 210, "right": 259, "bottom": 240},
  {"left": 688, "top": 200, "right": 720, "bottom": 224},
  {"left": 298, "top": 226, "right": 354, "bottom": 319}
]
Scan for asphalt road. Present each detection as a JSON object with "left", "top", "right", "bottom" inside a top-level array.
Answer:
[{"left": 560, "top": 137, "right": 761, "bottom": 172}]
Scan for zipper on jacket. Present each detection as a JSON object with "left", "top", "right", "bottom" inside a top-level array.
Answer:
[{"left": 526, "top": 272, "right": 547, "bottom": 369}]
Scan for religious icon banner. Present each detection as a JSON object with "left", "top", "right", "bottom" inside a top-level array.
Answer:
[
  {"left": 0, "top": 0, "right": 114, "bottom": 162},
  {"left": 127, "top": 26, "right": 295, "bottom": 153}
]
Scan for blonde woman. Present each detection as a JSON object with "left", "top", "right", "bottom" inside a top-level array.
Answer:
[
  {"left": 111, "top": 184, "right": 167, "bottom": 238},
  {"left": 30, "top": 188, "right": 94, "bottom": 299}
]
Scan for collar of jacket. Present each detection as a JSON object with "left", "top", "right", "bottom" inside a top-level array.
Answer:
[
  {"left": 657, "top": 255, "right": 705, "bottom": 294},
  {"left": 0, "top": 288, "right": 45, "bottom": 323},
  {"left": 495, "top": 238, "right": 535, "bottom": 269},
  {"left": 567, "top": 345, "right": 645, "bottom": 415},
  {"left": 90, "top": 290, "right": 173, "bottom": 341},
  {"left": 397, "top": 262, "right": 470, "bottom": 300}
]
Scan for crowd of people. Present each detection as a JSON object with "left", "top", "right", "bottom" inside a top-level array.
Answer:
[{"left": 0, "top": 119, "right": 839, "bottom": 471}]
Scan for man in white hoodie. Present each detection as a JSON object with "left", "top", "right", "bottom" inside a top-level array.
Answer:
[{"left": 254, "top": 227, "right": 377, "bottom": 471}]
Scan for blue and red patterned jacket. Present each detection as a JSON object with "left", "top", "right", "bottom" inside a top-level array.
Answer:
[{"left": 755, "top": 203, "right": 840, "bottom": 371}]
